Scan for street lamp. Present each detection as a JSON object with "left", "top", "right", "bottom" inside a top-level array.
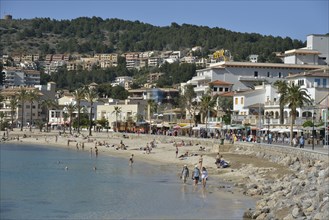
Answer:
[
  {"left": 265, "top": 112, "right": 273, "bottom": 144},
  {"left": 312, "top": 111, "right": 316, "bottom": 150}
]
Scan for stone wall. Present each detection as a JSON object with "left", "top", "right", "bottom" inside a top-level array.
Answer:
[{"left": 234, "top": 142, "right": 328, "bottom": 162}]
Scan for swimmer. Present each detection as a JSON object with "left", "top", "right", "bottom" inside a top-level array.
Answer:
[
  {"left": 65, "top": 166, "right": 68, "bottom": 170},
  {"left": 93, "top": 166, "right": 97, "bottom": 171}
]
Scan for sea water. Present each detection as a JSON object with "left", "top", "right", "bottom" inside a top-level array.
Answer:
[{"left": 0, "top": 143, "right": 255, "bottom": 219}]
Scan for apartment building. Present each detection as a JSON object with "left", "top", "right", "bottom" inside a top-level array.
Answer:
[
  {"left": 183, "top": 61, "right": 326, "bottom": 101},
  {"left": 147, "top": 72, "right": 164, "bottom": 83},
  {"left": 0, "top": 82, "right": 56, "bottom": 127},
  {"left": 1, "top": 67, "right": 41, "bottom": 86},
  {"left": 231, "top": 67, "right": 329, "bottom": 131}
]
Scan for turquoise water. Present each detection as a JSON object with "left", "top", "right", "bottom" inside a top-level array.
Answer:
[{"left": 0, "top": 143, "right": 254, "bottom": 219}]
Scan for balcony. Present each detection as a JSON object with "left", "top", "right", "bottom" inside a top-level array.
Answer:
[
  {"left": 194, "top": 85, "right": 209, "bottom": 92},
  {"left": 238, "top": 76, "right": 267, "bottom": 82},
  {"left": 191, "top": 75, "right": 211, "bottom": 82},
  {"left": 264, "top": 101, "right": 280, "bottom": 107}
]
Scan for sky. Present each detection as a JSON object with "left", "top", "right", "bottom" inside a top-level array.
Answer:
[{"left": 0, "top": 0, "right": 328, "bottom": 41}]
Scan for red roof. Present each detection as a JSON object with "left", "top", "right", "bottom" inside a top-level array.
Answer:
[{"left": 209, "top": 80, "right": 233, "bottom": 86}]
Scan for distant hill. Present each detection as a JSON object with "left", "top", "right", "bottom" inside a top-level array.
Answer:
[{"left": 0, "top": 17, "right": 305, "bottom": 62}]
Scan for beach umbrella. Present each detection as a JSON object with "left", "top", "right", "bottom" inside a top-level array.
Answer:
[{"left": 173, "top": 125, "right": 181, "bottom": 130}]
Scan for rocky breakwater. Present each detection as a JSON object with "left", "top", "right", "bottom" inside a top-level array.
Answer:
[{"left": 233, "top": 144, "right": 329, "bottom": 220}]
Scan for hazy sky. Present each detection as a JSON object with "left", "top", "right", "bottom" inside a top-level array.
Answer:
[{"left": 1, "top": 0, "right": 328, "bottom": 41}]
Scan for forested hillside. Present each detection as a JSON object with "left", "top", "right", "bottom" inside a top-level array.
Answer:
[{"left": 0, "top": 17, "right": 305, "bottom": 61}]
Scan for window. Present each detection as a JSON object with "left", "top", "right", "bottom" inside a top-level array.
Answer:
[
  {"left": 278, "top": 72, "right": 282, "bottom": 78},
  {"left": 314, "top": 79, "right": 321, "bottom": 87},
  {"left": 323, "top": 79, "right": 327, "bottom": 87},
  {"left": 225, "top": 88, "right": 229, "bottom": 92},
  {"left": 267, "top": 72, "right": 270, "bottom": 77},
  {"left": 235, "top": 98, "right": 238, "bottom": 105},
  {"left": 213, "top": 87, "right": 218, "bottom": 92},
  {"left": 241, "top": 97, "right": 244, "bottom": 105},
  {"left": 298, "top": 79, "right": 304, "bottom": 86},
  {"left": 51, "top": 112, "right": 55, "bottom": 117},
  {"left": 26, "top": 105, "right": 30, "bottom": 109},
  {"left": 219, "top": 87, "right": 223, "bottom": 92},
  {"left": 254, "top": 71, "right": 258, "bottom": 77}
]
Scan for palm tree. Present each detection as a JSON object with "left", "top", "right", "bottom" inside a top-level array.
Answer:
[
  {"left": 200, "top": 93, "right": 216, "bottom": 136},
  {"left": 84, "top": 87, "right": 99, "bottom": 136},
  {"left": 182, "top": 84, "right": 198, "bottom": 136},
  {"left": 9, "top": 96, "right": 18, "bottom": 131},
  {"left": 41, "top": 99, "right": 58, "bottom": 132},
  {"left": 0, "top": 112, "right": 5, "bottom": 131},
  {"left": 147, "top": 99, "right": 158, "bottom": 122},
  {"left": 274, "top": 80, "right": 288, "bottom": 124},
  {"left": 17, "top": 88, "right": 28, "bottom": 131},
  {"left": 112, "top": 106, "right": 122, "bottom": 132},
  {"left": 65, "top": 103, "right": 76, "bottom": 135},
  {"left": 27, "top": 89, "right": 40, "bottom": 132},
  {"left": 282, "top": 83, "right": 312, "bottom": 146},
  {"left": 72, "top": 88, "right": 85, "bottom": 134}
]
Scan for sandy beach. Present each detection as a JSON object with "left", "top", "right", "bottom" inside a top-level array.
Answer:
[{"left": 2, "top": 128, "right": 291, "bottom": 189}]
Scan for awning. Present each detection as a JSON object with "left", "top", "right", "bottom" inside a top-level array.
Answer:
[{"left": 173, "top": 125, "right": 181, "bottom": 129}]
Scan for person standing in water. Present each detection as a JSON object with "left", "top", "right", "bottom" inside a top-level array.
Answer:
[
  {"left": 201, "top": 167, "right": 208, "bottom": 188},
  {"left": 192, "top": 165, "right": 200, "bottom": 186},
  {"left": 181, "top": 165, "right": 189, "bottom": 184},
  {"left": 129, "top": 154, "right": 134, "bottom": 166}
]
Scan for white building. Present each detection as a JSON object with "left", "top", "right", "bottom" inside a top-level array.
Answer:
[
  {"left": 229, "top": 67, "right": 329, "bottom": 131},
  {"left": 183, "top": 61, "right": 325, "bottom": 101},
  {"left": 249, "top": 55, "right": 259, "bottom": 63},
  {"left": 1, "top": 67, "right": 40, "bottom": 87},
  {"left": 111, "top": 76, "right": 133, "bottom": 89},
  {"left": 283, "top": 49, "right": 321, "bottom": 65},
  {"left": 306, "top": 34, "right": 329, "bottom": 65}
]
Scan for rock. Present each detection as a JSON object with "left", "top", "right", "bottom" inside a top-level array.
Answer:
[
  {"left": 247, "top": 183, "right": 258, "bottom": 189},
  {"left": 313, "top": 212, "right": 324, "bottom": 220},
  {"left": 261, "top": 206, "right": 270, "bottom": 213},
  {"left": 251, "top": 210, "right": 261, "bottom": 219},
  {"left": 301, "top": 199, "right": 312, "bottom": 209},
  {"left": 318, "top": 167, "right": 329, "bottom": 178},
  {"left": 255, "top": 213, "right": 266, "bottom": 220},
  {"left": 256, "top": 200, "right": 267, "bottom": 209},
  {"left": 304, "top": 205, "right": 314, "bottom": 214},
  {"left": 281, "top": 156, "right": 293, "bottom": 166},
  {"left": 292, "top": 207, "right": 305, "bottom": 218},
  {"left": 242, "top": 209, "right": 253, "bottom": 218},
  {"left": 283, "top": 213, "right": 294, "bottom": 220}
]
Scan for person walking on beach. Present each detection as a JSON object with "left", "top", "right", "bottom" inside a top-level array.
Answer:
[
  {"left": 192, "top": 165, "right": 200, "bottom": 186},
  {"left": 176, "top": 146, "right": 178, "bottom": 158},
  {"left": 129, "top": 154, "right": 134, "bottom": 166},
  {"left": 299, "top": 136, "right": 305, "bottom": 148},
  {"left": 201, "top": 167, "right": 208, "bottom": 188},
  {"left": 180, "top": 165, "right": 189, "bottom": 184}
]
